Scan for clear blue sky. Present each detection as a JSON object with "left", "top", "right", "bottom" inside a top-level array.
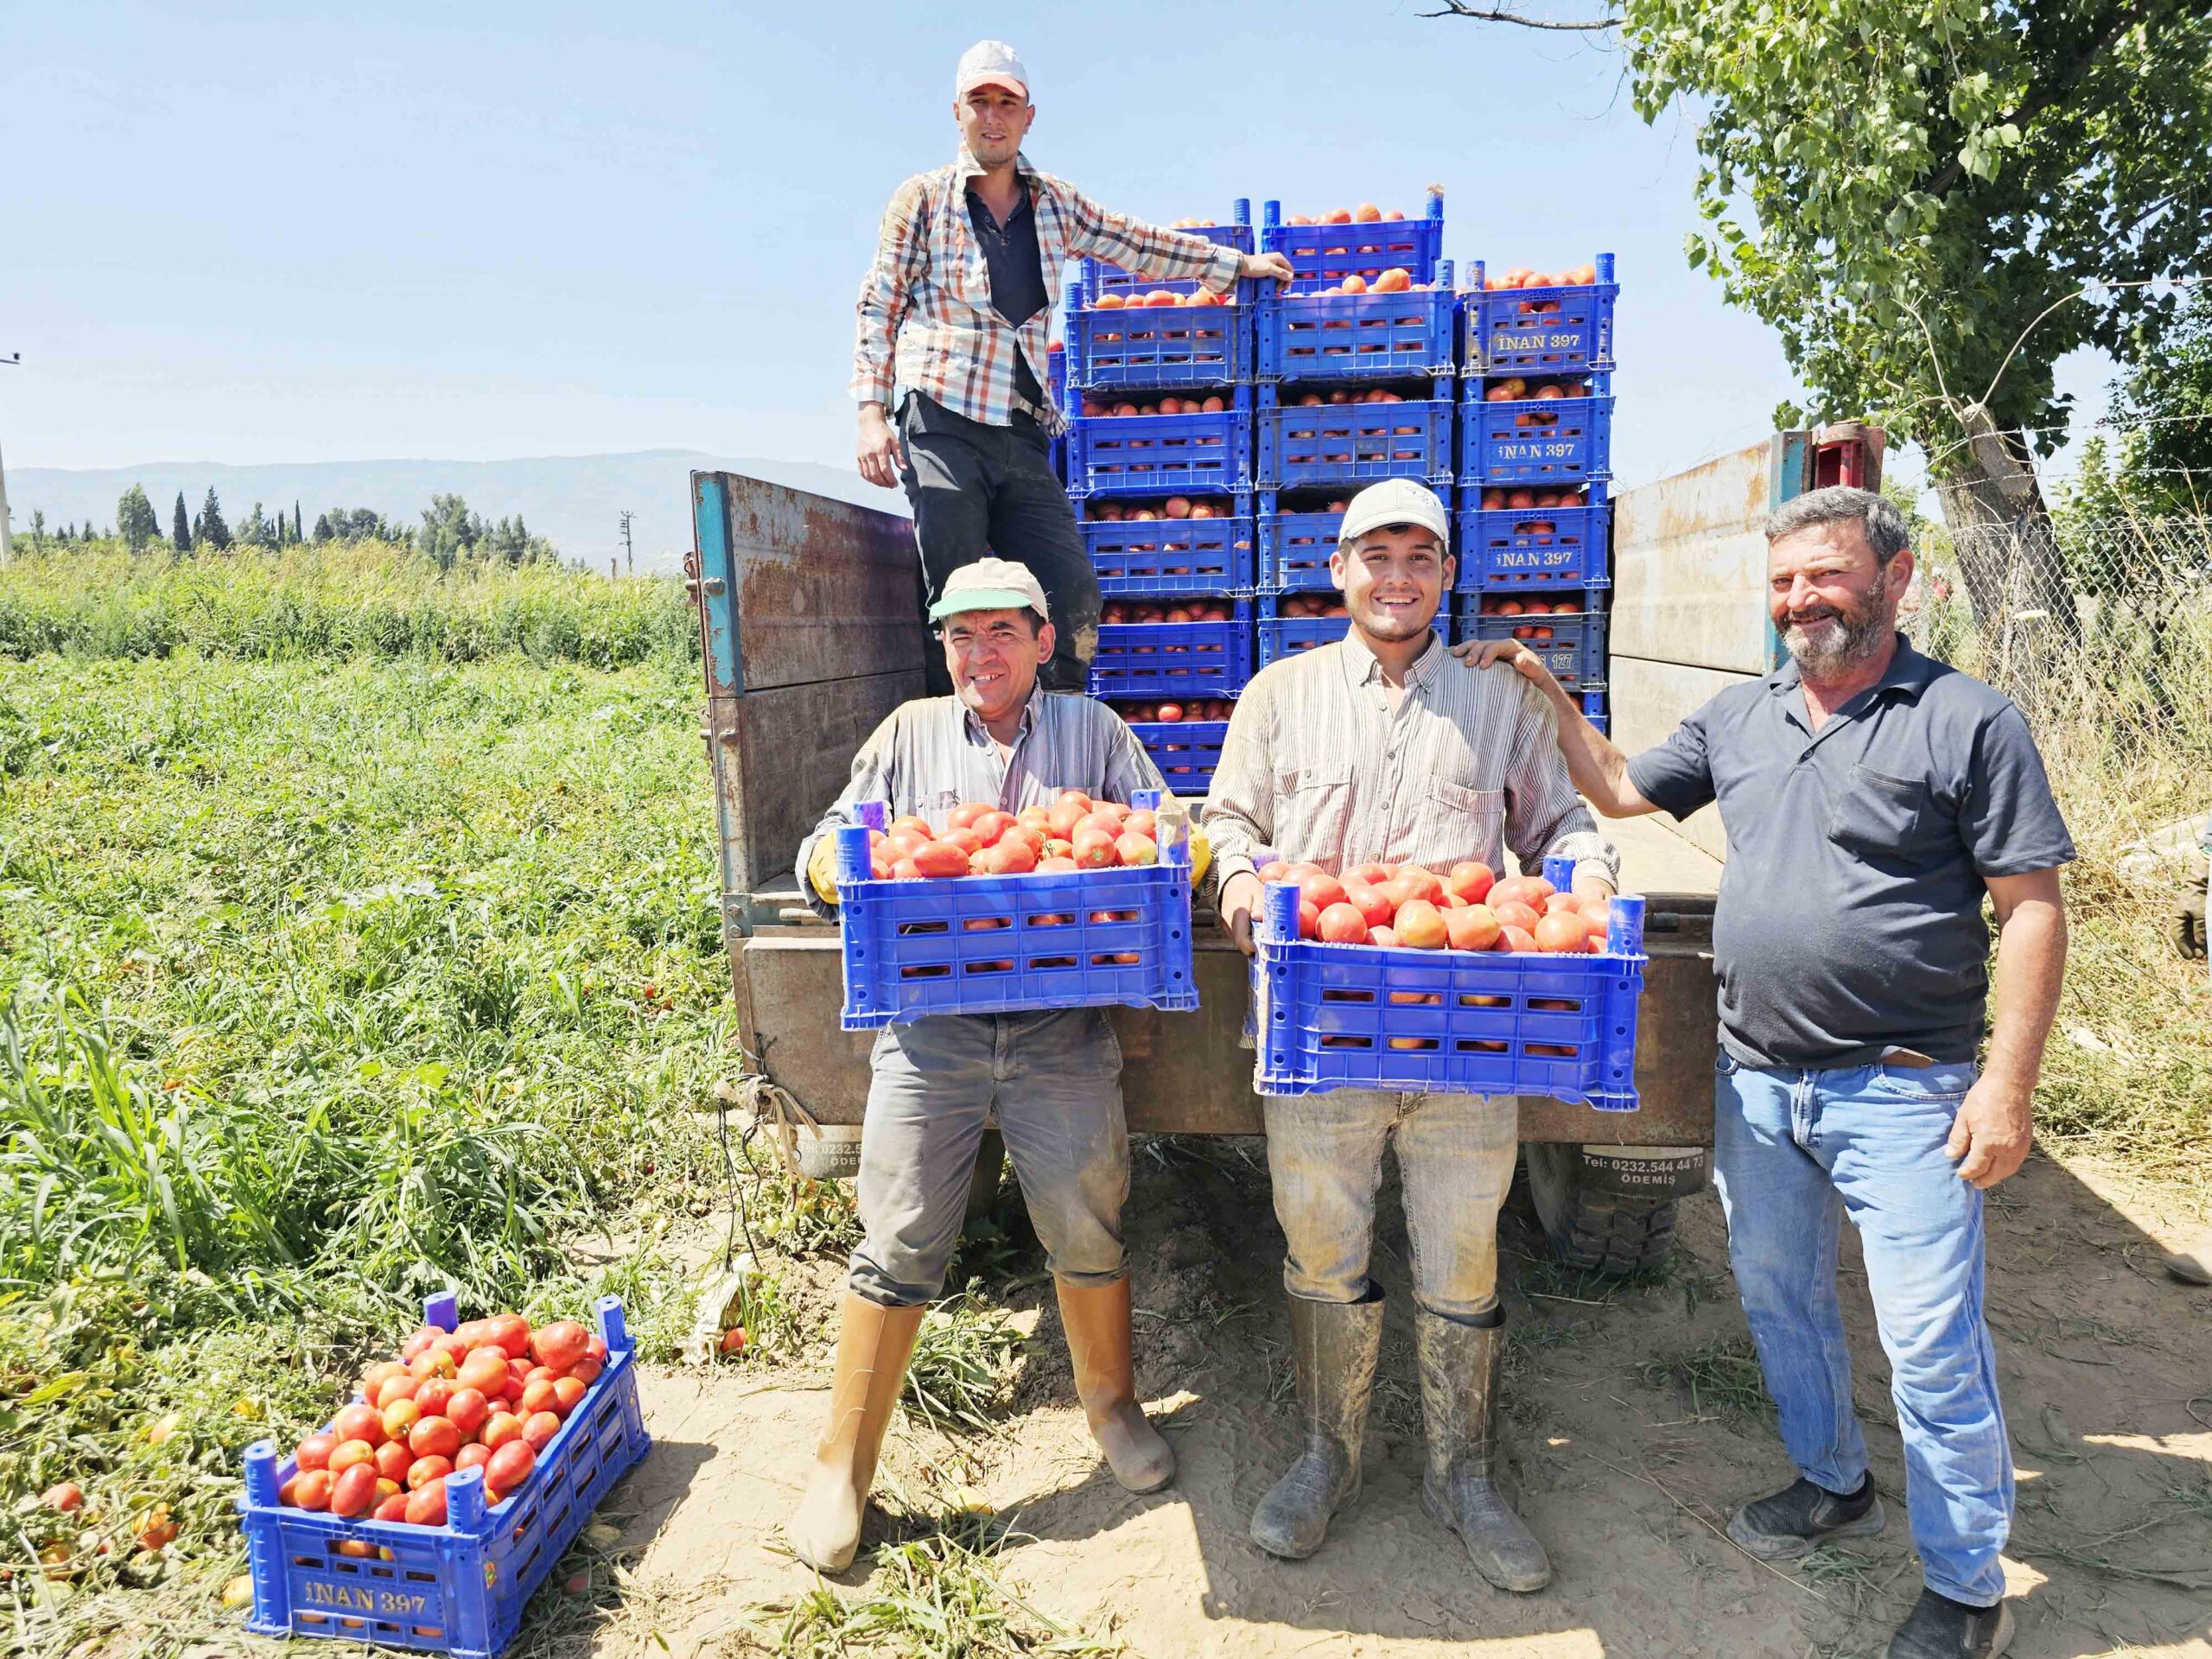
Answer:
[{"left": 3, "top": 0, "right": 2108, "bottom": 495}]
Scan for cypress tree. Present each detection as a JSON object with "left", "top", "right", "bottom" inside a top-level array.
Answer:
[{"left": 172, "top": 493, "right": 191, "bottom": 555}]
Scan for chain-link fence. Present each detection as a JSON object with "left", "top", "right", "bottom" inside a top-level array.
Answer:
[{"left": 1902, "top": 515, "right": 2212, "bottom": 858}]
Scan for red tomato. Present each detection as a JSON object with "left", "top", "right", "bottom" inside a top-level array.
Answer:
[
  {"left": 484, "top": 1314, "right": 533, "bottom": 1359},
  {"left": 1446, "top": 903, "right": 1503, "bottom": 951},
  {"left": 409, "top": 1416, "right": 462, "bottom": 1462},
  {"left": 399, "top": 1325, "right": 439, "bottom": 1362},
  {"left": 522, "top": 1412, "right": 563, "bottom": 1452},
  {"left": 1298, "top": 873, "right": 1347, "bottom": 912},
  {"left": 971, "top": 810, "right": 1016, "bottom": 846},
  {"left": 486, "top": 1440, "right": 537, "bottom": 1495},
  {"left": 295, "top": 1433, "right": 337, "bottom": 1473},
  {"left": 456, "top": 1351, "right": 508, "bottom": 1397},
  {"left": 551, "top": 1376, "right": 588, "bottom": 1415},
  {"left": 406, "top": 1455, "right": 454, "bottom": 1491},
  {"left": 446, "top": 1387, "right": 490, "bottom": 1437},
  {"left": 373, "top": 1440, "right": 414, "bottom": 1483},
  {"left": 329, "top": 1464, "right": 378, "bottom": 1518},
  {"left": 1154, "top": 702, "right": 1184, "bottom": 721},
  {"left": 1115, "top": 832, "right": 1159, "bottom": 867},
  {"left": 404, "top": 1478, "right": 448, "bottom": 1527},
  {"left": 948, "top": 802, "right": 993, "bottom": 831},
  {"left": 480, "top": 1412, "right": 525, "bottom": 1452},
  {"left": 519, "top": 1378, "right": 558, "bottom": 1417},
  {"left": 912, "top": 841, "right": 970, "bottom": 879},
  {"left": 372, "top": 1492, "right": 412, "bottom": 1523},
  {"left": 328, "top": 1439, "right": 377, "bottom": 1476},
  {"left": 412, "top": 1377, "right": 456, "bottom": 1420},
  {"left": 286, "top": 1469, "right": 334, "bottom": 1511},
  {"left": 378, "top": 1400, "right": 421, "bottom": 1443},
  {"left": 333, "top": 1404, "right": 385, "bottom": 1448},
  {"left": 455, "top": 1442, "right": 492, "bottom": 1472},
  {"left": 1447, "top": 861, "right": 1496, "bottom": 905},
  {"left": 1316, "top": 903, "right": 1370, "bottom": 944}
]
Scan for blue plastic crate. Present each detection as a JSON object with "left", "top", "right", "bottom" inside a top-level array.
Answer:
[
  {"left": 1090, "top": 599, "right": 1254, "bottom": 697},
  {"left": 1454, "top": 483, "right": 1610, "bottom": 590},
  {"left": 834, "top": 798, "right": 1197, "bottom": 1028},
  {"left": 240, "top": 1294, "right": 651, "bottom": 1659},
  {"left": 1067, "top": 394, "right": 1255, "bottom": 499},
  {"left": 1067, "top": 282, "right": 1255, "bottom": 391},
  {"left": 1124, "top": 718, "right": 1229, "bottom": 798},
  {"left": 1451, "top": 600, "right": 1609, "bottom": 691},
  {"left": 1084, "top": 503, "right": 1254, "bottom": 594},
  {"left": 1257, "top": 273, "right": 1456, "bottom": 383},
  {"left": 1261, "top": 194, "right": 1446, "bottom": 286},
  {"left": 1260, "top": 397, "right": 1454, "bottom": 491},
  {"left": 1460, "top": 256, "right": 1618, "bottom": 373},
  {"left": 1257, "top": 609, "right": 1352, "bottom": 667},
  {"left": 1048, "top": 346, "right": 1069, "bottom": 480},
  {"left": 1257, "top": 498, "right": 1351, "bottom": 591},
  {"left": 1080, "top": 201, "right": 1255, "bottom": 295},
  {"left": 1586, "top": 711, "right": 1609, "bottom": 735},
  {"left": 1254, "top": 864, "right": 1648, "bottom": 1109},
  {"left": 1458, "top": 392, "right": 1613, "bottom": 487}
]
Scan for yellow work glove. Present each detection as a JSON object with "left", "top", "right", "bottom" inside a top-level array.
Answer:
[
  {"left": 807, "top": 836, "right": 842, "bottom": 907},
  {"left": 1189, "top": 824, "right": 1212, "bottom": 888}
]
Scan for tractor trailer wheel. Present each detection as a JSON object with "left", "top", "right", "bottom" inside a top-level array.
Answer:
[{"left": 1525, "top": 1143, "right": 1710, "bottom": 1276}]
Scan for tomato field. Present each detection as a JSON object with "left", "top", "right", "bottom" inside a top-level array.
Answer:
[{"left": 0, "top": 543, "right": 732, "bottom": 1649}]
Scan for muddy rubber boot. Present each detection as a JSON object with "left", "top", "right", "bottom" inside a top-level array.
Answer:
[
  {"left": 1415, "top": 1307, "right": 1553, "bottom": 1592},
  {"left": 1057, "top": 1275, "right": 1176, "bottom": 1494},
  {"left": 785, "top": 1294, "right": 926, "bottom": 1573},
  {"left": 1249, "top": 1287, "right": 1386, "bottom": 1560}
]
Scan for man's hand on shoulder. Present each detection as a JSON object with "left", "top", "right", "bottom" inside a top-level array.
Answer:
[
  {"left": 1451, "top": 635, "right": 1560, "bottom": 694},
  {"left": 1946, "top": 1072, "right": 2034, "bottom": 1189},
  {"left": 1218, "top": 871, "right": 1262, "bottom": 957}
]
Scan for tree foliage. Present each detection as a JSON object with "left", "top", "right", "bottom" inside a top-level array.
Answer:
[
  {"left": 198, "top": 487, "right": 231, "bottom": 550},
  {"left": 171, "top": 492, "right": 190, "bottom": 556},
  {"left": 116, "top": 485, "right": 161, "bottom": 553},
  {"left": 1620, "top": 0, "right": 2212, "bottom": 472}
]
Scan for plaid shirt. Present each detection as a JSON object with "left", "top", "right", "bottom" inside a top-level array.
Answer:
[
  {"left": 1204, "top": 631, "right": 1618, "bottom": 891},
  {"left": 852, "top": 147, "right": 1245, "bottom": 435}
]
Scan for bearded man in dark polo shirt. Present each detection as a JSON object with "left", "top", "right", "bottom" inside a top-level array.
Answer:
[{"left": 1470, "top": 486, "right": 2071, "bottom": 1659}]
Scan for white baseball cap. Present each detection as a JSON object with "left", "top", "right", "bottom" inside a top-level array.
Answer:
[
  {"left": 1338, "top": 478, "right": 1451, "bottom": 547},
  {"left": 929, "top": 556, "right": 1050, "bottom": 622},
  {"left": 956, "top": 40, "right": 1029, "bottom": 103}
]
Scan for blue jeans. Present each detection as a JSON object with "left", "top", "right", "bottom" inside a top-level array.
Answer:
[
  {"left": 1262, "top": 1090, "right": 1519, "bottom": 1322},
  {"left": 849, "top": 1008, "right": 1128, "bottom": 1306},
  {"left": 1714, "top": 1052, "right": 2012, "bottom": 1606}
]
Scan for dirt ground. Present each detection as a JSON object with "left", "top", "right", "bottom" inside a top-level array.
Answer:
[{"left": 568, "top": 1133, "right": 2212, "bottom": 1659}]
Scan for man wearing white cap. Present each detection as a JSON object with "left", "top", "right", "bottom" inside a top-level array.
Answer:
[
  {"left": 1203, "top": 479, "right": 1618, "bottom": 1591},
  {"left": 853, "top": 40, "right": 1294, "bottom": 694},
  {"left": 788, "top": 558, "right": 1211, "bottom": 1572}
]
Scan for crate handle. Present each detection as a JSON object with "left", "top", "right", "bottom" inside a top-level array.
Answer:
[
  {"left": 1608, "top": 894, "right": 1646, "bottom": 955},
  {"left": 836, "top": 823, "right": 874, "bottom": 887},
  {"left": 1261, "top": 880, "right": 1300, "bottom": 945},
  {"left": 424, "top": 1289, "right": 459, "bottom": 1333},
  {"left": 1541, "top": 854, "right": 1576, "bottom": 893}
]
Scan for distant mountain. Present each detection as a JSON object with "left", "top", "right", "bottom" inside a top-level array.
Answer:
[{"left": 7, "top": 450, "right": 906, "bottom": 575}]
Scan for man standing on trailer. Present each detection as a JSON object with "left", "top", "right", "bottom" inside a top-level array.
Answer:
[
  {"left": 786, "top": 558, "right": 1205, "bottom": 1574},
  {"left": 852, "top": 39, "right": 1293, "bottom": 694},
  {"left": 1204, "top": 478, "right": 1618, "bottom": 1592},
  {"left": 1472, "top": 486, "right": 2071, "bottom": 1659}
]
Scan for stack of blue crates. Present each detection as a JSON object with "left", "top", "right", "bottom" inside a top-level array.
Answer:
[
  {"left": 1052, "top": 206, "right": 1622, "bottom": 755},
  {"left": 1061, "top": 202, "right": 1262, "bottom": 803},
  {"left": 1254, "top": 194, "right": 1454, "bottom": 670},
  {"left": 1455, "top": 254, "right": 1618, "bottom": 732}
]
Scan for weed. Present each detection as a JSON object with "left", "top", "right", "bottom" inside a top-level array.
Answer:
[
  {"left": 903, "top": 1287, "right": 1029, "bottom": 1437},
  {"left": 759, "top": 1515, "right": 1122, "bottom": 1657},
  {"left": 1638, "top": 1337, "right": 1772, "bottom": 1421}
]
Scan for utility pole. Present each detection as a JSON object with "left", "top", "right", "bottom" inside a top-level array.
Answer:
[
  {"left": 0, "top": 352, "right": 20, "bottom": 567},
  {"left": 619, "top": 510, "right": 634, "bottom": 577}
]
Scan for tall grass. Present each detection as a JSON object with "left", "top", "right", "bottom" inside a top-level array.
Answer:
[
  {"left": 0, "top": 649, "right": 729, "bottom": 1582},
  {"left": 0, "top": 539, "right": 698, "bottom": 669}
]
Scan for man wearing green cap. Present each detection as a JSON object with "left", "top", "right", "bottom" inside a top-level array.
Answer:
[{"left": 787, "top": 557, "right": 1210, "bottom": 1573}]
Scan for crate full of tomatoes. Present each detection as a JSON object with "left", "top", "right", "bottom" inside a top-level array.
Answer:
[
  {"left": 238, "top": 1294, "right": 649, "bottom": 1658},
  {"left": 1253, "top": 855, "right": 1647, "bottom": 1109},
  {"left": 834, "top": 790, "right": 1198, "bottom": 1028},
  {"left": 1460, "top": 255, "right": 1618, "bottom": 373},
  {"left": 1110, "top": 697, "right": 1236, "bottom": 801}
]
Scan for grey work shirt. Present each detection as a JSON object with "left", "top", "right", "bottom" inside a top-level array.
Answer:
[
  {"left": 795, "top": 690, "right": 1170, "bottom": 918},
  {"left": 1626, "top": 635, "right": 2075, "bottom": 1070}
]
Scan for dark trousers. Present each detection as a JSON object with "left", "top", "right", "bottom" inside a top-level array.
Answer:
[{"left": 899, "top": 393, "right": 1100, "bottom": 695}]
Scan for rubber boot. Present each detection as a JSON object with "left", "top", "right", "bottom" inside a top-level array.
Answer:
[
  {"left": 785, "top": 1294, "right": 926, "bottom": 1573},
  {"left": 1415, "top": 1306, "right": 1553, "bottom": 1592},
  {"left": 1056, "top": 1275, "right": 1176, "bottom": 1494},
  {"left": 1249, "top": 1287, "right": 1386, "bottom": 1560}
]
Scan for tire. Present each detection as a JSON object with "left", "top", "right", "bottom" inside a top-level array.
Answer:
[{"left": 1524, "top": 1142, "right": 1686, "bottom": 1276}]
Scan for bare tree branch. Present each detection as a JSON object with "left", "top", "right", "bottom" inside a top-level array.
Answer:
[{"left": 1419, "top": 0, "right": 1621, "bottom": 30}]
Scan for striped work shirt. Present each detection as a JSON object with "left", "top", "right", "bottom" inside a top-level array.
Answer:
[
  {"left": 852, "top": 146, "right": 1245, "bottom": 435},
  {"left": 1204, "top": 631, "right": 1618, "bottom": 890},
  {"left": 795, "top": 692, "right": 1173, "bottom": 916}
]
